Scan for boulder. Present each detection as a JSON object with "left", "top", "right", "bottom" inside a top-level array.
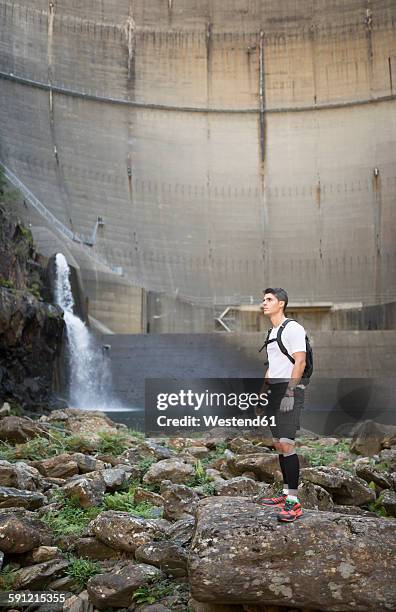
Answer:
[
  {"left": 188, "top": 497, "right": 396, "bottom": 610},
  {"left": 214, "top": 477, "right": 262, "bottom": 498},
  {"left": 134, "top": 486, "right": 164, "bottom": 507},
  {"left": 47, "top": 408, "right": 121, "bottom": 441},
  {"left": 75, "top": 537, "right": 125, "bottom": 560},
  {"left": 143, "top": 458, "right": 195, "bottom": 485},
  {"left": 227, "top": 453, "right": 282, "bottom": 482},
  {"left": 90, "top": 510, "right": 161, "bottom": 553},
  {"left": 189, "top": 601, "right": 244, "bottom": 612},
  {"left": 135, "top": 541, "right": 188, "bottom": 576},
  {"left": 61, "top": 474, "right": 106, "bottom": 508},
  {"left": 301, "top": 466, "right": 376, "bottom": 506},
  {"left": 0, "top": 460, "right": 42, "bottom": 490},
  {"left": 139, "top": 440, "right": 175, "bottom": 460},
  {"left": 0, "top": 486, "right": 46, "bottom": 509},
  {"left": 350, "top": 420, "right": 396, "bottom": 457},
  {"left": 0, "top": 513, "right": 53, "bottom": 553},
  {"left": 34, "top": 453, "right": 79, "bottom": 478},
  {"left": 297, "top": 481, "right": 334, "bottom": 511},
  {"left": 62, "top": 590, "right": 94, "bottom": 612},
  {"left": 160, "top": 481, "right": 200, "bottom": 521},
  {"left": 13, "top": 559, "right": 69, "bottom": 590},
  {"left": 381, "top": 490, "right": 396, "bottom": 517},
  {"left": 355, "top": 460, "right": 392, "bottom": 490},
  {"left": 165, "top": 516, "right": 195, "bottom": 545},
  {"left": 87, "top": 562, "right": 162, "bottom": 609},
  {"left": 71, "top": 453, "right": 109, "bottom": 474},
  {"left": 0, "top": 416, "right": 49, "bottom": 443}
]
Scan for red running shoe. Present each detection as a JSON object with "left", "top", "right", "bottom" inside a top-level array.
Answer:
[
  {"left": 277, "top": 498, "right": 303, "bottom": 522},
  {"left": 258, "top": 493, "right": 287, "bottom": 507}
]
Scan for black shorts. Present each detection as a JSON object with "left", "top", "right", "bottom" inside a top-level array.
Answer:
[{"left": 266, "top": 382, "right": 304, "bottom": 441}]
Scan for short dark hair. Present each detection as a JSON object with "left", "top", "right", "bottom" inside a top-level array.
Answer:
[{"left": 263, "top": 287, "right": 289, "bottom": 312}]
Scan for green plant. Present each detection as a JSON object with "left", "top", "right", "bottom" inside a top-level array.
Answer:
[
  {"left": 368, "top": 492, "right": 391, "bottom": 518},
  {"left": 103, "top": 490, "right": 160, "bottom": 518},
  {"left": 125, "top": 427, "right": 145, "bottom": 440},
  {"left": 298, "top": 439, "right": 355, "bottom": 472},
  {"left": 0, "top": 564, "right": 19, "bottom": 592},
  {"left": 0, "top": 277, "right": 15, "bottom": 289},
  {"left": 137, "top": 457, "right": 156, "bottom": 472},
  {"left": 132, "top": 580, "right": 175, "bottom": 605},
  {"left": 41, "top": 493, "right": 102, "bottom": 537},
  {"left": 96, "top": 431, "right": 131, "bottom": 456},
  {"left": 64, "top": 555, "right": 102, "bottom": 589},
  {"left": 186, "top": 459, "right": 214, "bottom": 489}
]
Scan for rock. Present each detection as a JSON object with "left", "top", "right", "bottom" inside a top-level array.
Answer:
[
  {"left": 355, "top": 460, "right": 392, "bottom": 490},
  {"left": 134, "top": 486, "right": 164, "bottom": 507},
  {"left": 381, "top": 490, "right": 396, "bottom": 517},
  {"left": 48, "top": 408, "right": 122, "bottom": 441},
  {"left": 135, "top": 541, "right": 188, "bottom": 576},
  {"left": 301, "top": 466, "right": 376, "bottom": 506},
  {"left": 201, "top": 428, "right": 242, "bottom": 449},
  {"left": 0, "top": 513, "right": 52, "bottom": 553},
  {"left": 63, "top": 590, "right": 95, "bottom": 612},
  {"left": 61, "top": 474, "right": 106, "bottom": 508},
  {"left": 0, "top": 486, "right": 46, "bottom": 509},
  {"left": 71, "top": 453, "right": 109, "bottom": 474},
  {"left": 297, "top": 481, "right": 334, "bottom": 511},
  {"left": 0, "top": 416, "right": 49, "bottom": 443},
  {"left": 140, "top": 440, "right": 175, "bottom": 460},
  {"left": 296, "top": 428, "right": 320, "bottom": 440},
  {"left": 90, "top": 510, "right": 161, "bottom": 553},
  {"left": 75, "top": 537, "right": 125, "bottom": 560},
  {"left": 161, "top": 481, "right": 200, "bottom": 521},
  {"left": 13, "top": 559, "right": 69, "bottom": 590},
  {"left": 34, "top": 453, "right": 79, "bottom": 478},
  {"left": 137, "top": 605, "right": 171, "bottom": 612},
  {"left": 28, "top": 545, "right": 62, "bottom": 563},
  {"left": 315, "top": 437, "right": 340, "bottom": 447},
  {"left": 350, "top": 420, "right": 396, "bottom": 457},
  {"left": 229, "top": 438, "right": 271, "bottom": 455},
  {"left": 0, "top": 402, "right": 11, "bottom": 417},
  {"left": 214, "top": 477, "right": 262, "bottom": 498},
  {"left": 99, "top": 467, "right": 132, "bottom": 491},
  {"left": 188, "top": 497, "right": 396, "bottom": 610},
  {"left": 377, "top": 447, "right": 396, "bottom": 471},
  {"left": 87, "top": 562, "right": 162, "bottom": 609},
  {"left": 227, "top": 453, "right": 282, "bottom": 482},
  {"left": 0, "top": 459, "right": 42, "bottom": 490},
  {"left": 185, "top": 446, "right": 210, "bottom": 458},
  {"left": 143, "top": 458, "right": 195, "bottom": 485},
  {"left": 189, "top": 600, "right": 244, "bottom": 611},
  {"left": 165, "top": 516, "right": 195, "bottom": 545},
  {"left": 332, "top": 505, "right": 378, "bottom": 517}
]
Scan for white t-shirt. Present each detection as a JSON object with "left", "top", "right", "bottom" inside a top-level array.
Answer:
[{"left": 266, "top": 319, "right": 306, "bottom": 381}]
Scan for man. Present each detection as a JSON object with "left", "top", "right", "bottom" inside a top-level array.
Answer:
[{"left": 258, "top": 287, "right": 306, "bottom": 522}]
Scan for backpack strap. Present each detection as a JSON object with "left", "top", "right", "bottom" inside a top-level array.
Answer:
[
  {"left": 258, "top": 327, "right": 272, "bottom": 353},
  {"left": 276, "top": 319, "right": 296, "bottom": 364}
]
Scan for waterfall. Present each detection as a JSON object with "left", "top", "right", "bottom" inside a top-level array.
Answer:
[{"left": 54, "top": 252, "right": 121, "bottom": 411}]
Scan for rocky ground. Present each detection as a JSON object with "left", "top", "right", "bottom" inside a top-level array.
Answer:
[{"left": 0, "top": 407, "right": 394, "bottom": 612}]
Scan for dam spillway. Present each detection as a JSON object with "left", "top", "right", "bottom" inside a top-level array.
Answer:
[{"left": 0, "top": 0, "right": 395, "bottom": 330}]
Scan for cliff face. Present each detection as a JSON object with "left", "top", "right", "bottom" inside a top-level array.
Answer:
[{"left": 0, "top": 199, "right": 65, "bottom": 410}]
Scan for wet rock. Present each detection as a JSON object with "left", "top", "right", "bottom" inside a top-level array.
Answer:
[
  {"left": 87, "top": 562, "right": 162, "bottom": 609},
  {"left": 350, "top": 420, "right": 396, "bottom": 457},
  {"left": 75, "top": 537, "right": 125, "bottom": 560},
  {"left": 297, "top": 481, "right": 334, "bottom": 511},
  {"left": 0, "top": 415, "right": 49, "bottom": 443},
  {"left": 34, "top": 453, "right": 79, "bottom": 478},
  {"left": 0, "top": 486, "right": 46, "bottom": 509},
  {"left": 90, "top": 510, "right": 161, "bottom": 553},
  {"left": 0, "top": 459, "right": 42, "bottom": 490},
  {"left": 301, "top": 466, "right": 376, "bottom": 506},
  {"left": 143, "top": 458, "right": 195, "bottom": 485},
  {"left": 13, "top": 558, "right": 69, "bottom": 590},
  {"left": 214, "top": 477, "right": 262, "bottom": 498},
  {"left": 135, "top": 541, "right": 188, "bottom": 576},
  {"left": 134, "top": 486, "right": 164, "bottom": 507},
  {"left": 381, "top": 490, "right": 396, "bottom": 517},
  {"left": 61, "top": 474, "right": 106, "bottom": 508},
  {"left": 0, "top": 513, "right": 52, "bottom": 553},
  {"left": 188, "top": 497, "right": 396, "bottom": 610},
  {"left": 165, "top": 516, "right": 195, "bottom": 545},
  {"left": 161, "top": 481, "right": 200, "bottom": 521}
]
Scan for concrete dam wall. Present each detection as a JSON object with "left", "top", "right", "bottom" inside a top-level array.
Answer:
[{"left": 1, "top": 1, "right": 396, "bottom": 327}]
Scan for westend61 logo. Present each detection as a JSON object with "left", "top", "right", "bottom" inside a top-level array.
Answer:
[{"left": 145, "top": 380, "right": 276, "bottom": 435}]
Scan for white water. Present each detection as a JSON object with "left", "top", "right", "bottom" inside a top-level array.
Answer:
[{"left": 54, "top": 253, "right": 131, "bottom": 412}]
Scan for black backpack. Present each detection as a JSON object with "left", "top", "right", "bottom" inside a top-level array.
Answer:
[{"left": 258, "top": 318, "right": 313, "bottom": 384}]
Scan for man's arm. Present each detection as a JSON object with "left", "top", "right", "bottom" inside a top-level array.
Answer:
[{"left": 285, "top": 351, "right": 306, "bottom": 395}]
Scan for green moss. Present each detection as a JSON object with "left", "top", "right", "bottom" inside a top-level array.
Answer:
[
  {"left": 0, "top": 277, "right": 15, "bottom": 289},
  {"left": 0, "top": 564, "right": 19, "bottom": 592}
]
